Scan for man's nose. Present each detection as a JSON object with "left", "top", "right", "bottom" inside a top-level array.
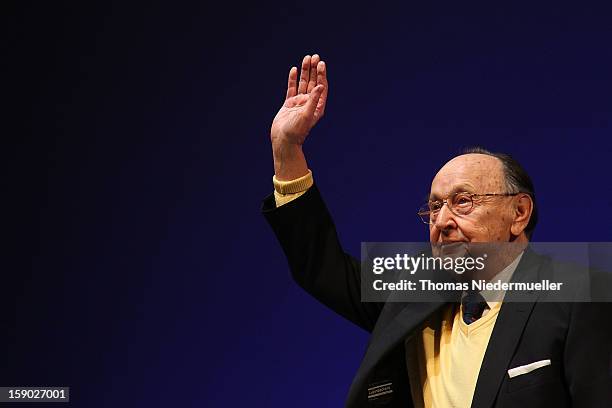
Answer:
[{"left": 433, "top": 202, "right": 456, "bottom": 231}]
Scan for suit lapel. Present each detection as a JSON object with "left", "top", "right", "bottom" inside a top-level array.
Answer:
[
  {"left": 366, "top": 268, "right": 464, "bottom": 366},
  {"left": 471, "top": 248, "right": 544, "bottom": 408}
]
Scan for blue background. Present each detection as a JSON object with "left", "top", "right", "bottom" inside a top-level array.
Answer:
[{"left": 5, "top": 1, "right": 612, "bottom": 407}]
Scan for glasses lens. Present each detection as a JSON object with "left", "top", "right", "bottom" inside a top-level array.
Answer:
[{"left": 450, "top": 192, "right": 473, "bottom": 215}]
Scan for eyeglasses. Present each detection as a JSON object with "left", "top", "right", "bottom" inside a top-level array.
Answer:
[{"left": 417, "top": 192, "right": 519, "bottom": 225}]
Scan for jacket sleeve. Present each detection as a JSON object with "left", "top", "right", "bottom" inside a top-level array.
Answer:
[{"left": 262, "top": 184, "right": 384, "bottom": 332}]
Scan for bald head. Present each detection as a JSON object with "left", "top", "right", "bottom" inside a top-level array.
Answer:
[{"left": 431, "top": 154, "right": 507, "bottom": 201}]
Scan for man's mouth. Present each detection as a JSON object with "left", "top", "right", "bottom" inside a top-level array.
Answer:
[{"left": 440, "top": 240, "right": 468, "bottom": 246}]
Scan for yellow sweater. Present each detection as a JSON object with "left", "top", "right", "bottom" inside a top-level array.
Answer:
[
  {"left": 412, "top": 302, "right": 501, "bottom": 408},
  {"left": 272, "top": 171, "right": 500, "bottom": 408}
]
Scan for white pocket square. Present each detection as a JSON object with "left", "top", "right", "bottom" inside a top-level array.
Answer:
[{"left": 507, "top": 359, "right": 551, "bottom": 378}]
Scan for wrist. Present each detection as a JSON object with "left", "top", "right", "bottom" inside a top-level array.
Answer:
[{"left": 272, "top": 142, "right": 308, "bottom": 181}]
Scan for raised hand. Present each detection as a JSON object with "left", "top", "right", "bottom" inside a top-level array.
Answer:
[{"left": 271, "top": 54, "right": 328, "bottom": 147}]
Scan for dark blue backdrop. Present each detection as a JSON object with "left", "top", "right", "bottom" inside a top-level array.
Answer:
[{"left": 5, "top": 1, "right": 612, "bottom": 407}]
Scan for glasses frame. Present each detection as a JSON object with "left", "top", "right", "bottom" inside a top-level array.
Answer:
[{"left": 417, "top": 192, "right": 520, "bottom": 225}]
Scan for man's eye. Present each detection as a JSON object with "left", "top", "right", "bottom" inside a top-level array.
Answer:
[
  {"left": 454, "top": 195, "right": 472, "bottom": 207},
  {"left": 429, "top": 202, "right": 443, "bottom": 211}
]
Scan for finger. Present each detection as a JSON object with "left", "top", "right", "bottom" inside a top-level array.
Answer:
[
  {"left": 297, "top": 55, "right": 311, "bottom": 94},
  {"left": 285, "top": 66, "right": 298, "bottom": 100},
  {"left": 315, "top": 61, "right": 328, "bottom": 117},
  {"left": 304, "top": 84, "right": 324, "bottom": 118},
  {"left": 317, "top": 60, "right": 328, "bottom": 89},
  {"left": 307, "top": 54, "right": 320, "bottom": 93}
]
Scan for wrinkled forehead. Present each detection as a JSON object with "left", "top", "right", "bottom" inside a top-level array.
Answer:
[{"left": 430, "top": 154, "right": 506, "bottom": 199}]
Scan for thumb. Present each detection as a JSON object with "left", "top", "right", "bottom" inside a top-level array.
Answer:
[{"left": 304, "top": 85, "right": 324, "bottom": 117}]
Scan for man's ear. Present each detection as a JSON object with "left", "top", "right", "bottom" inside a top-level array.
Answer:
[{"left": 510, "top": 193, "right": 533, "bottom": 236}]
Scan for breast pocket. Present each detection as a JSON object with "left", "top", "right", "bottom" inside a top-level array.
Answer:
[{"left": 506, "top": 359, "right": 560, "bottom": 393}]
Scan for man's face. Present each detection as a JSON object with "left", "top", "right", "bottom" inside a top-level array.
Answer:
[{"left": 429, "top": 153, "right": 516, "bottom": 244}]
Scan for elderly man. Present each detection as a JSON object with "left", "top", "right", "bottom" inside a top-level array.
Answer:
[{"left": 262, "top": 54, "right": 611, "bottom": 407}]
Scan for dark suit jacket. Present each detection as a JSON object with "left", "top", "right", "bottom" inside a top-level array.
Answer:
[{"left": 262, "top": 185, "right": 612, "bottom": 407}]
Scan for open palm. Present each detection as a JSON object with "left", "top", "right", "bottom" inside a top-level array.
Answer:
[{"left": 271, "top": 54, "right": 328, "bottom": 146}]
